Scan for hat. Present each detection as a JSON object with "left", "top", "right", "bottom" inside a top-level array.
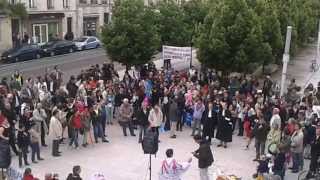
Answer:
[
  {"left": 257, "top": 90, "right": 262, "bottom": 93},
  {"left": 123, "top": 98, "right": 129, "bottom": 103}
]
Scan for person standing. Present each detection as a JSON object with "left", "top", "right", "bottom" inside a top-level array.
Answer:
[
  {"left": 32, "top": 103, "right": 48, "bottom": 147},
  {"left": 159, "top": 149, "right": 192, "bottom": 180},
  {"left": 29, "top": 125, "right": 44, "bottom": 163},
  {"left": 168, "top": 97, "right": 179, "bottom": 138},
  {"left": 192, "top": 135, "right": 214, "bottom": 180},
  {"left": 191, "top": 99, "right": 205, "bottom": 136},
  {"left": 252, "top": 116, "right": 268, "bottom": 161},
  {"left": 270, "top": 108, "right": 281, "bottom": 130},
  {"left": 265, "top": 123, "right": 281, "bottom": 155},
  {"left": 290, "top": 123, "right": 304, "bottom": 173},
  {"left": 90, "top": 105, "right": 108, "bottom": 143},
  {"left": 119, "top": 98, "right": 135, "bottom": 136},
  {"left": 176, "top": 93, "right": 185, "bottom": 131},
  {"left": 137, "top": 102, "right": 149, "bottom": 143},
  {"left": 216, "top": 102, "right": 233, "bottom": 148},
  {"left": 105, "top": 89, "right": 115, "bottom": 125},
  {"left": 17, "top": 125, "right": 30, "bottom": 167},
  {"left": 202, "top": 101, "right": 218, "bottom": 144},
  {"left": 148, "top": 104, "right": 163, "bottom": 141},
  {"left": 0, "top": 117, "right": 12, "bottom": 169},
  {"left": 49, "top": 109, "right": 63, "bottom": 157}
]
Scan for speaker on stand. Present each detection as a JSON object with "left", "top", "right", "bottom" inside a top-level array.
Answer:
[{"left": 142, "top": 129, "right": 159, "bottom": 180}]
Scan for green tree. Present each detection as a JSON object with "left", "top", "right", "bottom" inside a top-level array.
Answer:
[
  {"left": 197, "top": 0, "right": 270, "bottom": 73},
  {"left": 101, "top": 0, "right": 160, "bottom": 67},
  {"left": 250, "top": 0, "right": 283, "bottom": 62},
  {"left": 0, "top": 1, "right": 27, "bottom": 18},
  {"left": 156, "top": 0, "right": 191, "bottom": 46}
]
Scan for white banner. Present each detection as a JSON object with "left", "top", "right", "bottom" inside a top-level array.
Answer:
[{"left": 162, "top": 45, "right": 192, "bottom": 61}]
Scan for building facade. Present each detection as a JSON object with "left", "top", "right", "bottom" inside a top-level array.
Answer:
[
  {"left": 0, "top": 15, "right": 13, "bottom": 53},
  {"left": 76, "top": 0, "right": 112, "bottom": 37},
  {"left": 0, "top": 0, "right": 113, "bottom": 53},
  {"left": 18, "top": 0, "right": 77, "bottom": 44}
]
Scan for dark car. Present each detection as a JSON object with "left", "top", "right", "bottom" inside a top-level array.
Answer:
[
  {"left": 1, "top": 45, "right": 42, "bottom": 63},
  {"left": 41, "top": 40, "right": 76, "bottom": 56}
]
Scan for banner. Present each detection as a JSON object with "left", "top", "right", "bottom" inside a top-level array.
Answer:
[{"left": 162, "top": 45, "right": 192, "bottom": 61}]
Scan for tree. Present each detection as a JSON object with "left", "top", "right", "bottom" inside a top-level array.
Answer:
[
  {"left": 101, "top": 0, "right": 160, "bottom": 67},
  {"left": 0, "top": 1, "right": 27, "bottom": 19},
  {"left": 156, "top": 0, "right": 191, "bottom": 46},
  {"left": 250, "top": 0, "right": 283, "bottom": 62},
  {"left": 197, "top": 0, "right": 270, "bottom": 73}
]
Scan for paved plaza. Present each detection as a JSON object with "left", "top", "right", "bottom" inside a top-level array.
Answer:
[{"left": 9, "top": 124, "right": 304, "bottom": 180}]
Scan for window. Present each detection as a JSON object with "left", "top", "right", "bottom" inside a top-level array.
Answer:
[
  {"left": 101, "top": 0, "right": 108, "bottom": 4},
  {"left": 63, "top": 0, "right": 69, "bottom": 8},
  {"left": 79, "top": 0, "right": 87, "bottom": 4},
  {"left": 87, "top": 38, "right": 95, "bottom": 43},
  {"left": 104, "top": 13, "right": 109, "bottom": 24},
  {"left": 90, "top": 0, "right": 98, "bottom": 4},
  {"left": 47, "top": 0, "right": 54, "bottom": 9},
  {"left": 9, "top": 0, "right": 17, "bottom": 4},
  {"left": 29, "top": 0, "right": 36, "bottom": 8}
]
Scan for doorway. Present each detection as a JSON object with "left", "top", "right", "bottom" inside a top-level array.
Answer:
[{"left": 32, "top": 24, "right": 48, "bottom": 44}]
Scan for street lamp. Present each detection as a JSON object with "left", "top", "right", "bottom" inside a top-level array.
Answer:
[{"left": 280, "top": 26, "right": 292, "bottom": 97}]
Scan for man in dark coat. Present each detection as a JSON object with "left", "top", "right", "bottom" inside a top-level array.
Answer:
[
  {"left": 216, "top": 102, "right": 233, "bottom": 148},
  {"left": 66, "top": 76, "right": 78, "bottom": 99},
  {"left": 193, "top": 135, "right": 214, "bottom": 180},
  {"left": 202, "top": 101, "right": 218, "bottom": 144},
  {"left": 137, "top": 102, "right": 149, "bottom": 143}
]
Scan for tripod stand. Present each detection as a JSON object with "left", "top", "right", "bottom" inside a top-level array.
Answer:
[{"left": 148, "top": 154, "right": 151, "bottom": 180}]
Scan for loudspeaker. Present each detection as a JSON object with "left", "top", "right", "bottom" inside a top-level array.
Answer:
[{"left": 142, "top": 130, "right": 158, "bottom": 155}]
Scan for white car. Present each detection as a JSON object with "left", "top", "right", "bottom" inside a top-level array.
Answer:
[{"left": 74, "top": 36, "right": 101, "bottom": 51}]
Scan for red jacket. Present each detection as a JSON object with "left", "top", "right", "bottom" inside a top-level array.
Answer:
[
  {"left": 72, "top": 111, "right": 83, "bottom": 129},
  {"left": 23, "top": 175, "right": 35, "bottom": 180}
]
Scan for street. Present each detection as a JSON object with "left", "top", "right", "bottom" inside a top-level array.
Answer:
[{"left": 0, "top": 49, "right": 109, "bottom": 82}]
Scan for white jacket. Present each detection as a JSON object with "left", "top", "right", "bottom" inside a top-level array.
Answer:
[
  {"left": 148, "top": 108, "right": 163, "bottom": 127},
  {"left": 49, "top": 116, "right": 62, "bottom": 140}
]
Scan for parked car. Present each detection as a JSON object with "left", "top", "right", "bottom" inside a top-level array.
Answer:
[
  {"left": 41, "top": 40, "right": 76, "bottom": 56},
  {"left": 1, "top": 45, "right": 42, "bottom": 63},
  {"left": 74, "top": 36, "right": 101, "bottom": 51}
]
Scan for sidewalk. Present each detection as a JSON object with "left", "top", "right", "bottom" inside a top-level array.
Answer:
[{"left": 273, "top": 44, "right": 319, "bottom": 90}]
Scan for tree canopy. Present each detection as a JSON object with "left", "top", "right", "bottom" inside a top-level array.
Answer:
[
  {"left": 101, "top": 0, "right": 160, "bottom": 67},
  {"left": 0, "top": 1, "right": 27, "bottom": 19},
  {"left": 101, "top": 0, "right": 320, "bottom": 72},
  {"left": 196, "top": 0, "right": 320, "bottom": 73}
]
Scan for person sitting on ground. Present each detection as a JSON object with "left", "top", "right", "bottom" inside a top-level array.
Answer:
[
  {"left": 67, "top": 165, "right": 83, "bottom": 180},
  {"left": 159, "top": 148, "right": 192, "bottom": 180},
  {"left": 23, "top": 168, "right": 39, "bottom": 180}
]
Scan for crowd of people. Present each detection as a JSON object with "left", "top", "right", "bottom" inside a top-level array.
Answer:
[{"left": 0, "top": 60, "right": 319, "bottom": 180}]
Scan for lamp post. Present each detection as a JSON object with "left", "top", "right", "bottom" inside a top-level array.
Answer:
[
  {"left": 316, "top": 20, "right": 320, "bottom": 64},
  {"left": 280, "top": 26, "right": 292, "bottom": 97}
]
